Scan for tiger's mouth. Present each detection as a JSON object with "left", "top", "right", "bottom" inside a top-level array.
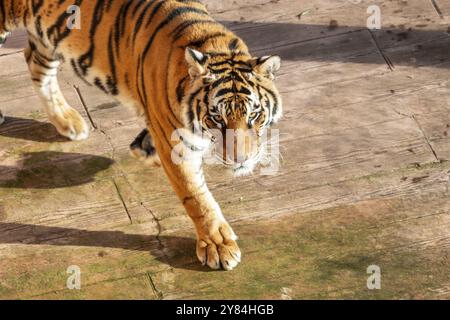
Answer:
[
  {"left": 211, "top": 148, "right": 261, "bottom": 177},
  {"left": 233, "top": 161, "right": 257, "bottom": 177}
]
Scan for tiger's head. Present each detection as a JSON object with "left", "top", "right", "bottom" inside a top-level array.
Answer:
[{"left": 183, "top": 48, "right": 282, "bottom": 177}]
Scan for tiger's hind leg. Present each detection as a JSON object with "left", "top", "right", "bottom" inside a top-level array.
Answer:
[
  {"left": 25, "top": 43, "right": 89, "bottom": 141},
  {"left": 130, "top": 129, "right": 161, "bottom": 166}
]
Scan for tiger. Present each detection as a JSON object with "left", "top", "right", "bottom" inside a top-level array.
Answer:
[{"left": 0, "top": 0, "right": 282, "bottom": 270}]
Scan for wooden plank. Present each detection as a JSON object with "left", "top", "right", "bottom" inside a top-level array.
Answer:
[
  {"left": 116, "top": 144, "right": 445, "bottom": 234},
  {"left": 0, "top": 191, "right": 164, "bottom": 299},
  {"left": 152, "top": 177, "right": 450, "bottom": 299},
  {"left": 0, "top": 178, "right": 130, "bottom": 228},
  {"left": 0, "top": 215, "right": 170, "bottom": 299},
  {"left": 1, "top": 160, "right": 448, "bottom": 299},
  {"left": 415, "top": 111, "right": 450, "bottom": 160},
  {"left": 29, "top": 274, "right": 158, "bottom": 300},
  {"left": 278, "top": 60, "right": 450, "bottom": 118}
]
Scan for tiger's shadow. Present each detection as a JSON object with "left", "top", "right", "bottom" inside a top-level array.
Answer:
[
  {"left": 0, "top": 151, "right": 114, "bottom": 189},
  {"left": 0, "top": 117, "right": 68, "bottom": 143},
  {"left": 0, "top": 221, "right": 207, "bottom": 271}
]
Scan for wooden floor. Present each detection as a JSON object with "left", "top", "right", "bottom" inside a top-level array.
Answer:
[{"left": 1, "top": 0, "right": 449, "bottom": 299}]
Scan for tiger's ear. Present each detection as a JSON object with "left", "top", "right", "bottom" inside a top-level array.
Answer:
[
  {"left": 185, "top": 47, "right": 209, "bottom": 79},
  {"left": 250, "top": 56, "right": 281, "bottom": 80}
]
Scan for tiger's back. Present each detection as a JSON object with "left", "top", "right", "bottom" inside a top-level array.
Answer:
[{"left": 16, "top": 1, "right": 249, "bottom": 118}]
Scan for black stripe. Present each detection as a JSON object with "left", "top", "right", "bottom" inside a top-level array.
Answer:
[
  {"left": 216, "top": 86, "right": 252, "bottom": 98},
  {"left": 135, "top": 56, "right": 147, "bottom": 108},
  {"left": 229, "top": 71, "right": 246, "bottom": 83},
  {"left": 120, "top": 0, "right": 134, "bottom": 35},
  {"left": 239, "top": 86, "right": 252, "bottom": 96},
  {"left": 107, "top": 31, "right": 119, "bottom": 95},
  {"left": 211, "top": 76, "right": 232, "bottom": 89},
  {"left": 207, "top": 51, "right": 247, "bottom": 58},
  {"left": 176, "top": 76, "right": 188, "bottom": 103},
  {"left": 77, "top": 0, "right": 104, "bottom": 75},
  {"left": 144, "top": 0, "right": 165, "bottom": 28},
  {"left": 259, "top": 85, "right": 279, "bottom": 119},
  {"left": 70, "top": 59, "right": 92, "bottom": 86},
  {"left": 1, "top": 0, "right": 9, "bottom": 31},
  {"left": 172, "top": 20, "right": 218, "bottom": 40},
  {"left": 114, "top": 1, "right": 133, "bottom": 58},
  {"left": 185, "top": 32, "right": 227, "bottom": 48},
  {"left": 216, "top": 88, "right": 234, "bottom": 97},
  {"left": 94, "top": 77, "right": 108, "bottom": 93},
  {"left": 196, "top": 98, "right": 202, "bottom": 120},
  {"left": 203, "top": 87, "right": 209, "bottom": 106},
  {"left": 32, "top": 53, "right": 54, "bottom": 69},
  {"left": 8, "top": 0, "right": 15, "bottom": 25},
  {"left": 187, "top": 87, "right": 203, "bottom": 127},
  {"left": 22, "top": 5, "right": 29, "bottom": 27},
  {"left": 139, "top": 6, "right": 208, "bottom": 106},
  {"left": 31, "top": 0, "right": 44, "bottom": 15},
  {"left": 47, "top": 0, "right": 83, "bottom": 47},
  {"left": 165, "top": 43, "right": 184, "bottom": 124},
  {"left": 131, "top": 0, "right": 147, "bottom": 17},
  {"left": 142, "top": 6, "right": 208, "bottom": 61},
  {"left": 35, "top": 16, "right": 44, "bottom": 38},
  {"left": 208, "top": 67, "right": 229, "bottom": 74},
  {"left": 132, "top": 0, "right": 156, "bottom": 44}
]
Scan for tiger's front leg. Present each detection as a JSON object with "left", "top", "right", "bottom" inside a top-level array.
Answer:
[
  {"left": 156, "top": 136, "right": 241, "bottom": 270},
  {"left": 25, "top": 43, "right": 89, "bottom": 141}
]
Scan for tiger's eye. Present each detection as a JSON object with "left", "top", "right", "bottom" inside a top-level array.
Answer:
[
  {"left": 249, "top": 112, "right": 258, "bottom": 120},
  {"left": 213, "top": 115, "right": 223, "bottom": 122}
]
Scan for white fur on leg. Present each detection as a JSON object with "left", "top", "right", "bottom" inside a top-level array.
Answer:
[{"left": 28, "top": 52, "right": 90, "bottom": 141}]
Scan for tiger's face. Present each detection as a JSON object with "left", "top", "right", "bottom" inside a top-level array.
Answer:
[{"left": 184, "top": 48, "right": 282, "bottom": 176}]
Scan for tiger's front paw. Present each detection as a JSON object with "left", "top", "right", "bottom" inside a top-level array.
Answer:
[{"left": 196, "top": 221, "right": 241, "bottom": 271}]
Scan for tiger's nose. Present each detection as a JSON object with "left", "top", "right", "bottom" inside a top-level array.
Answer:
[{"left": 224, "top": 129, "right": 256, "bottom": 163}]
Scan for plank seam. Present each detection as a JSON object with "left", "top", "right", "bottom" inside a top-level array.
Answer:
[
  {"left": 412, "top": 115, "right": 440, "bottom": 162},
  {"left": 21, "top": 271, "right": 164, "bottom": 299},
  {"left": 0, "top": 49, "right": 23, "bottom": 57},
  {"left": 429, "top": 0, "right": 444, "bottom": 19},
  {"left": 146, "top": 272, "right": 163, "bottom": 300},
  {"left": 113, "top": 178, "right": 133, "bottom": 225},
  {"left": 368, "top": 29, "right": 395, "bottom": 71},
  {"left": 73, "top": 85, "right": 98, "bottom": 130},
  {"left": 119, "top": 174, "right": 167, "bottom": 254},
  {"left": 253, "top": 28, "right": 367, "bottom": 53}
]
